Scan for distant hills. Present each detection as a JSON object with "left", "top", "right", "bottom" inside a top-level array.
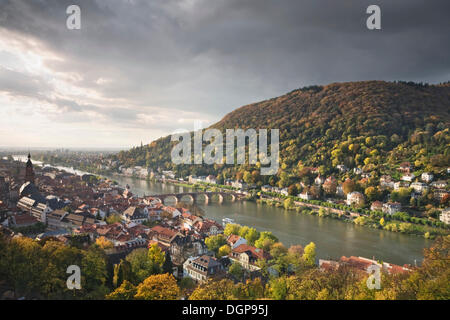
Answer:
[{"left": 112, "top": 80, "right": 450, "bottom": 184}]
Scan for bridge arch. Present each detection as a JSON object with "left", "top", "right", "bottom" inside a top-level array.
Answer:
[
  {"left": 195, "top": 193, "right": 209, "bottom": 204},
  {"left": 162, "top": 195, "right": 178, "bottom": 205},
  {"left": 179, "top": 194, "right": 195, "bottom": 204}
]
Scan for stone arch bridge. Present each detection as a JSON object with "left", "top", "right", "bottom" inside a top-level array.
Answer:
[{"left": 151, "top": 192, "right": 246, "bottom": 205}]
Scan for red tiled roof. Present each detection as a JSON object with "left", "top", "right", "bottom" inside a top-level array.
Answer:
[
  {"left": 340, "top": 256, "right": 375, "bottom": 270},
  {"left": 232, "top": 244, "right": 270, "bottom": 260},
  {"left": 14, "top": 214, "right": 38, "bottom": 226},
  {"left": 227, "top": 234, "right": 241, "bottom": 245},
  {"left": 150, "top": 225, "right": 178, "bottom": 238}
]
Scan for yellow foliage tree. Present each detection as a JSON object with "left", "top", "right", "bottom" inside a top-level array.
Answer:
[
  {"left": 95, "top": 236, "right": 113, "bottom": 250},
  {"left": 135, "top": 273, "right": 180, "bottom": 300}
]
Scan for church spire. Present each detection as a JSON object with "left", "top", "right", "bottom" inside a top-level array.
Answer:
[{"left": 25, "top": 152, "right": 35, "bottom": 183}]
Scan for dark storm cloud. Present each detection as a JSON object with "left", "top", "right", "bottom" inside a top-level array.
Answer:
[{"left": 0, "top": 0, "right": 449, "bottom": 120}]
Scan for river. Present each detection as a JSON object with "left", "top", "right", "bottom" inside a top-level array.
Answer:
[
  {"left": 13, "top": 155, "right": 431, "bottom": 265},
  {"left": 110, "top": 175, "right": 431, "bottom": 266}
]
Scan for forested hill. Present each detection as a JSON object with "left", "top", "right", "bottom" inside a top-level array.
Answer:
[{"left": 113, "top": 80, "right": 450, "bottom": 182}]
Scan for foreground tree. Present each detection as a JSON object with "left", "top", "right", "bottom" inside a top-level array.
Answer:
[
  {"left": 106, "top": 280, "right": 137, "bottom": 300},
  {"left": 126, "top": 248, "right": 154, "bottom": 284},
  {"left": 228, "top": 262, "right": 244, "bottom": 280},
  {"left": 135, "top": 273, "right": 180, "bottom": 300},
  {"left": 113, "top": 259, "right": 133, "bottom": 288},
  {"left": 189, "top": 279, "right": 236, "bottom": 300},
  {"left": 148, "top": 243, "right": 166, "bottom": 273}
]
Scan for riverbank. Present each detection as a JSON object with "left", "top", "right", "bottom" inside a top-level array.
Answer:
[
  {"left": 29, "top": 155, "right": 449, "bottom": 240},
  {"left": 157, "top": 178, "right": 449, "bottom": 240}
]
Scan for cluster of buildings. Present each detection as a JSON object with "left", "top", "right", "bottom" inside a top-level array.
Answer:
[
  {"left": 0, "top": 155, "right": 274, "bottom": 284},
  {"left": 188, "top": 175, "right": 217, "bottom": 185},
  {"left": 319, "top": 256, "right": 412, "bottom": 276},
  {"left": 261, "top": 185, "right": 289, "bottom": 196},
  {"left": 285, "top": 161, "right": 448, "bottom": 220},
  {"left": 380, "top": 162, "right": 448, "bottom": 203}
]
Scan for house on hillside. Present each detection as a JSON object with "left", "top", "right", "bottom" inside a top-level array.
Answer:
[
  {"left": 229, "top": 244, "right": 270, "bottom": 271},
  {"left": 382, "top": 202, "right": 401, "bottom": 215},
  {"left": 421, "top": 172, "right": 434, "bottom": 183},
  {"left": 370, "top": 201, "right": 383, "bottom": 212},
  {"left": 346, "top": 192, "right": 365, "bottom": 206},
  {"left": 183, "top": 255, "right": 224, "bottom": 283},
  {"left": 401, "top": 173, "right": 415, "bottom": 182},
  {"left": 398, "top": 162, "right": 413, "bottom": 174},
  {"left": 226, "top": 234, "right": 247, "bottom": 249},
  {"left": 440, "top": 208, "right": 450, "bottom": 224}
]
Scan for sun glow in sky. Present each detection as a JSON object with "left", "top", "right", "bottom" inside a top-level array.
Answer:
[{"left": 0, "top": 27, "right": 215, "bottom": 149}]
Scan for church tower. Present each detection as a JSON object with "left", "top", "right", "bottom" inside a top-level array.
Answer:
[{"left": 25, "top": 153, "right": 35, "bottom": 184}]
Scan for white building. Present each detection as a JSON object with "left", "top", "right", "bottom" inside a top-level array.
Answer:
[
  {"left": 205, "top": 175, "right": 217, "bottom": 184},
  {"left": 380, "top": 175, "right": 395, "bottom": 189},
  {"left": 17, "top": 196, "right": 53, "bottom": 223},
  {"left": 346, "top": 192, "right": 365, "bottom": 206},
  {"left": 336, "top": 184, "right": 344, "bottom": 196},
  {"left": 298, "top": 192, "right": 313, "bottom": 200},
  {"left": 410, "top": 182, "right": 429, "bottom": 194},
  {"left": 394, "top": 181, "right": 410, "bottom": 190},
  {"left": 401, "top": 173, "right": 415, "bottom": 182},
  {"left": 315, "top": 175, "right": 325, "bottom": 185},
  {"left": 183, "top": 255, "right": 224, "bottom": 283},
  {"left": 431, "top": 180, "right": 447, "bottom": 189},
  {"left": 440, "top": 208, "right": 450, "bottom": 224},
  {"left": 421, "top": 172, "right": 434, "bottom": 183},
  {"left": 382, "top": 202, "right": 402, "bottom": 215},
  {"left": 232, "top": 180, "right": 248, "bottom": 190}
]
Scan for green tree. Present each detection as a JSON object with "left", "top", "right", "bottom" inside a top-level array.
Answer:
[
  {"left": 244, "top": 228, "right": 260, "bottom": 245},
  {"left": 224, "top": 223, "right": 241, "bottom": 236},
  {"left": 218, "top": 244, "right": 231, "bottom": 258},
  {"left": 205, "top": 234, "right": 227, "bottom": 255},
  {"left": 228, "top": 262, "right": 244, "bottom": 280},
  {"left": 81, "top": 245, "right": 109, "bottom": 299},
  {"left": 126, "top": 248, "right": 154, "bottom": 284},
  {"left": 238, "top": 226, "right": 250, "bottom": 238},
  {"left": 364, "top": 186, "right": 380, "bottom": 201},
  {"left": 302, "top": 242, "right": 316, "bottom": 267},
  {"left": 162, "top": 251, "right": 173, "bottom": 274},
  {"left": 189, "top": 279, "right": 236, "bottom": 300},
  {"left": 284, "top": 198, "right": 294, "bottom": 210},
  {"left": 148, "top": 243, "right": 165, "bottom": 273},
  {"left": 255, "top": 231, "right": 278, "bottom": 250},
  {"left": 113, "top": 259, "right": 133, "bottom": 288},
  {"left": 106, "top": 213, "right": 122, "bottom": 224},
  {"left": 106, "top": 280, "right": 137, "bottom": 300}
]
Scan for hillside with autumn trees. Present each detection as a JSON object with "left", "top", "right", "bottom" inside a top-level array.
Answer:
[{"left": 111, "top": 80, "right": 449, "bottom": 186}]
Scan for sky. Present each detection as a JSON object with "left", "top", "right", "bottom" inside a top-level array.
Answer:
[{"left": 0, "top": 0, "right": 449, "bottom": 149}]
